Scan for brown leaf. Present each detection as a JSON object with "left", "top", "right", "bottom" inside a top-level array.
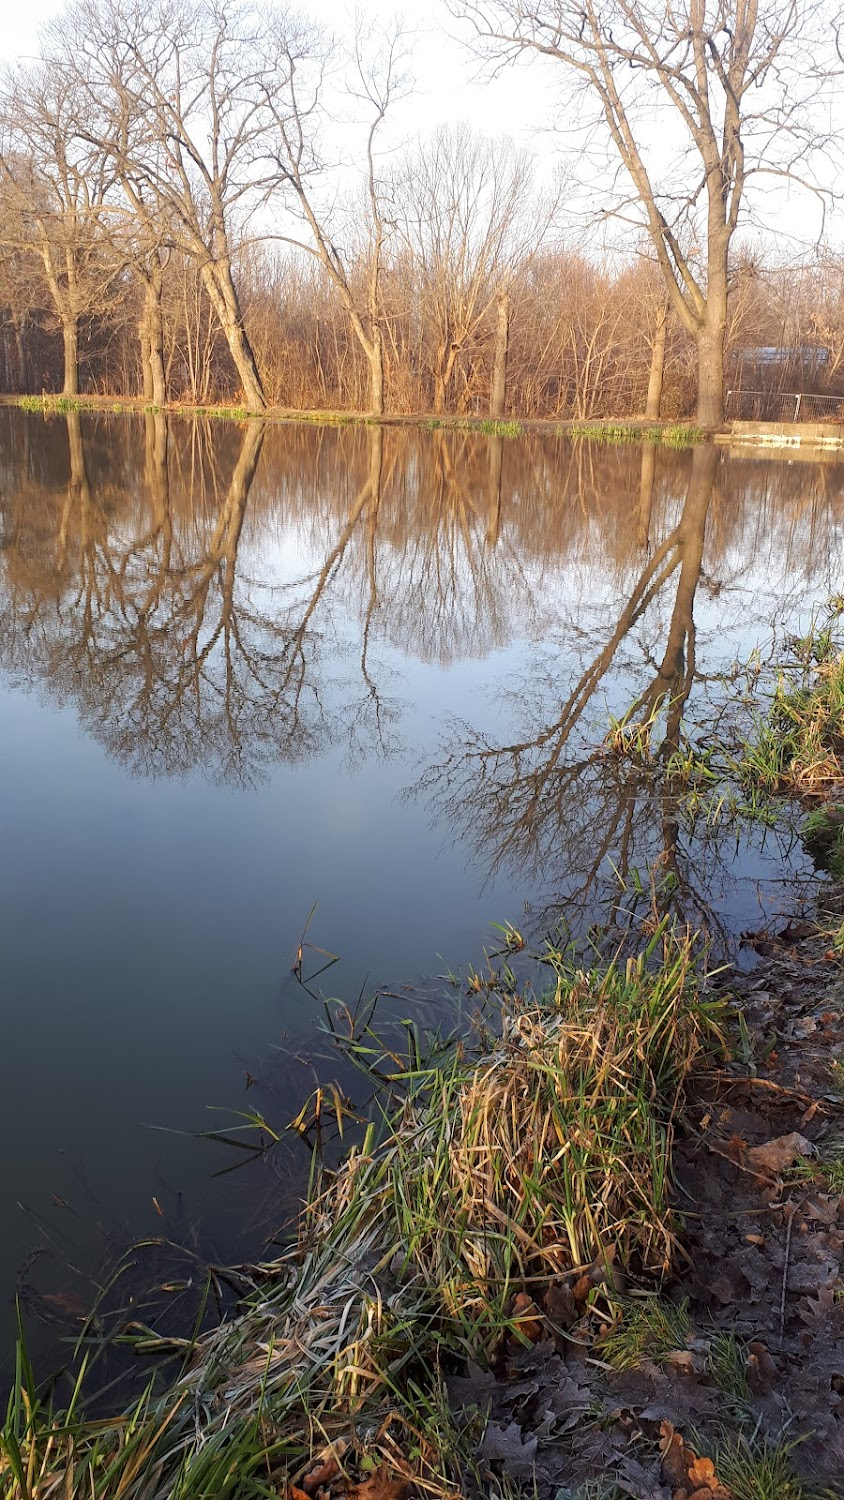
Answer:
[
  {"left": 346, "top": 1466, "right": 406, "bottom": 1500},
  {"left": 746, "top": 1340, "right": 777, "bottom": 1394},
  {"left": 572, "top": 1275, "right": 592, "bottom": 1303},
  {"left": 510, "top": 1292, "right": 543, "bottom": 1343},
  {"left": 302, "top": 1460, "right": 341, "bottom": 1494},
  {"left": 289, "top": 1487, "right": 311, "bottom": 1500},
  {"left": 659, "top": 1421, "right": 688, "bottom": 1489},
  {"left": 687, "top": 1455, "right": 718, "bottom": 1487},
  {"left": 543, "top": 1280, "right": 578, "bottom": 1329},
  {"left": 744, "top": 1132, "right": 815, "bottom": 1176}
]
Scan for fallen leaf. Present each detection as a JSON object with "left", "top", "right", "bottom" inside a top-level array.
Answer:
[
  {"left": 659, "top": 1421, "right": 687, "bottom": 1489},
  {"left": 478, "top": 1420, "right": 538, "bottom": 1473},
  {"left": 744, "top": 1132, "right": 815, "bottom": 1176},
  {"left": 544, "top": 1280, "right": 578, "bottom": 1329},
  {"left": 746, "top": 1340, "right": 777, "bottom": 1394},
  {"left": 346, "top": 1465, "right": 406, "bottom": 1500},
  {"left": 687, "top": 1454, "right": 718, "bottom": 1487},
  {"left": 510, "top": 1292, "right": 543, "bottom": 1342},
  {"left": 302, "top": 1459, "right": 341, "bottom": 1494}
]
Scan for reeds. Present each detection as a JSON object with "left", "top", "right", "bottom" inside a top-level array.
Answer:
[
  {"left": 565, "top": 422, "right": 704, "bottom": 447},
  {"left": 736, "top": 653, "right": 844, "bottom": 796},
  {"left": 2, "top": 928, "right": 721, "bottom": 1499}
]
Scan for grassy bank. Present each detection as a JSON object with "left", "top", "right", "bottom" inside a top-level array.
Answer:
[
  {"left": 2, "top": 930, "right": 727, "bottom": 1499},
  {"left": 2, "top": 394, "right": 704, "bottom": 445}
]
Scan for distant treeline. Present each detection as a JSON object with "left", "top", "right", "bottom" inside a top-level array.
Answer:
[{"left": 0, "top": 1, "right": 842, "bottom": 419}]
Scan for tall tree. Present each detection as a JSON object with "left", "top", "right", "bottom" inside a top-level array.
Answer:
[
  {"left": 264, "top": 16, "right": 409, "bottom": 417},
  {"left": 452, "top": 0, "right": 838, "bottom": 427},
  {"left": 0, "top": 64, "right": 117, "bottom": 396},
  {"left": 395, "top": 124, "right": 553, "bottom": 413},
  {"left": 64, "top": 0, "right": 321, "bottom": 410}
]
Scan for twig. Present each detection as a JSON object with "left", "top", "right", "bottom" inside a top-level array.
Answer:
[{"left": 779, "top": 1202, "right": 795, "bottom": 1340}]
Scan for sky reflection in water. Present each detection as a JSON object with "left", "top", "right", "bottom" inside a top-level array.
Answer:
[{"left": 0, "top": 410, "right": 842, "bottom": 1359}]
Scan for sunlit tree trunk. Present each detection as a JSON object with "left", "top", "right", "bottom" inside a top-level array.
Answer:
[
  {"left": 61, "top": 318, "right": 79, "bottom": 396},
  {"left": 140, "top": 272, "right": 167, "bottom": 407},
  {"left": 201, "top": 261, "right": 266, "bottom": 410},
  {"left": 645, "top": 303, "right": 667, "bottom": 420},
  {"left": 490, "top": 290, "right": 510, "bottom": 420}
]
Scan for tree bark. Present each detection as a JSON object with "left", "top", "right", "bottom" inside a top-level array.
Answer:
[
  {"left": 695, "top": 320, "right": 726, "bottom": 429},
  {"left": 368, "top": 325, "right": 384, "bottom": 417},
  {"left": 140, "top": 276, "right": 167, "bottom": 408},
  {"left": 62, "top": 319, "right": 79, "bottom": 396},
  {"left": 201, "top": 262, "right": 266, "bottom": 410},
  {"left": 645, "top": 304, "right": 667, "bottom": 420},
  {"left": 490, "top": 291, "right": 510, "bottom": 420}
]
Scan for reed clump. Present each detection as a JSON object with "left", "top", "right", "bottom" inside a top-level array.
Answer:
[
  {"left": 2, "top": 929, "right": 722, "bottom": 1499},
  {"left": 737, "top": 652, "right": 844, "bottom": 796}
]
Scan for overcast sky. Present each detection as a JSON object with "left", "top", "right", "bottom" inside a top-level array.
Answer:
[
  {"left": 4, "top": 0, "right": 554, "bottom": 141},
  {"left": 3, "top": 0, "right": 836, "bottom": 256}
]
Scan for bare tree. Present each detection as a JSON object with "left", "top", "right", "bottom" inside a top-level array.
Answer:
[
  {"left": 64, "top": 0, "right": 323, "bottom": 410},
  {"left": 264, "top": 16, "right": 409, "bottom": 416},
  {"left": 452, "top": 0, "right": 839, "bottom": 427},
  {"left": 0, "top": 62, "right": 117, "bottom": 396},
  {"left": 395, "top": 124, "right": 552, "bottom": 413}
]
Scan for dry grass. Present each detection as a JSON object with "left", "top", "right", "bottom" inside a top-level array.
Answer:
[
  {"left": 736, "top": 629, "right": 844, "bottom": 797},
  {"left": 2, "top": 927, "right": 723, "bottom": 1499}
]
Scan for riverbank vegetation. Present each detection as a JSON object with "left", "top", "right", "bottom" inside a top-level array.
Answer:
[
  {"left": 3, "top": 396, "right": 706, "bottom": 446},
  {"left": 1, "top": 929, "right": 729, "bottom": 1498}
]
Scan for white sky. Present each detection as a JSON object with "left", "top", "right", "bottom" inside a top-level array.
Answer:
[
  {"left": 1, "top": 0, "right": 837, "bottom": 255},
  {"left": 1, "top": 0, "right": 554, "bottom": 140}
]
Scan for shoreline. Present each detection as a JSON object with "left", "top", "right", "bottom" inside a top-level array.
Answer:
[{"left": 0, "top": 393, "right": 705, "bottom": 446}]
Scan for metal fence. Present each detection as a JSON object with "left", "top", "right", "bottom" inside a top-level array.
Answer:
[{"left": 725, "top": 388, "right": 844, "bottom": 423}]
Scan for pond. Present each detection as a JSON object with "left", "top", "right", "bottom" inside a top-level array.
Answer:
[{"left": 1, "top": 410, "right": 842, "bottom": 1369}]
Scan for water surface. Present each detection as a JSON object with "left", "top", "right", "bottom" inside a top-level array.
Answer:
[{"left": 1, "top": 411, "right": 842, "bottom": 1364}]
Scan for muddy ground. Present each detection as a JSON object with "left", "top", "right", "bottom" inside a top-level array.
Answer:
[{"left": 443, "top": 898, "right": 844, "bottom": 1499}]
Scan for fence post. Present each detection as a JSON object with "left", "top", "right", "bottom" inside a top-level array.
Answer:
[{"left": 794, "top": 393, "right": 802, "bottom": 421}]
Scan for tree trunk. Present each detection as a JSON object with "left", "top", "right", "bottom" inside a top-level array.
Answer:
[
  {"left": 13, "top": 321, "right": 26, "bottom": 392},
  {"left": 490, "top": 291, "right": 510, "bottom": 420},
  {"left": 140, "top": 317, "right": 154, "bottom": 403},
  {"left": 62, "top": 319, "right": 79, "bottom": 397},
  {"left": 368, "top": 326, "right": 384, "bottom": 417},
  {"left": 201, "top": 262, "right": 266, "bottom": 410},
  {"left": 645, "top": 304, "right": 668, "bottom": 420},
  {"left": 145, "top": 278, "right": 167, "bottom": 408},
  {"left": 695, "top": 320, "right": 726, "bottom": 429},
  {"left": 433, "top": 370, "right": 447, "bottom": 415}
]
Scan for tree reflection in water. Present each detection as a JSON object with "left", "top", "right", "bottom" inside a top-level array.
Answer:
[
  {"left": 0, "top": 412, "right": 842, "bottom": 942},
  {"left": 415, "top": 442, "right": 832, "bottom": 947}
]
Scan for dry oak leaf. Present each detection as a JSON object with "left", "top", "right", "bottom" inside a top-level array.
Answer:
[
  {"left": 746, "top": 1340, "right": 777, "bottom": 1395},
  {"left": 684, "top": 1454, "right": 731, "bottom": 1497},
  {"left": 658, "top": 1421, "right": 688, "bottom": 1490},
  {"left": 510, "top": 1292, "right": 543, "bottom": 1343},
  {"left": 543, "top": 1280, "right": 578, "bottom": 1329},
  {"left": 302, "top": 1460, "right": 341, "bottom": 1495},
  {"left": 744, "top": 1132, "right": 815, "bottom": 1176},
  {"left": 345, "top": 1466, "right": 406, "bottom": 1500}
]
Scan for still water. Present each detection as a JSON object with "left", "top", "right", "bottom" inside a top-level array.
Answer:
[{"left": 1, "top": 411, "right": 842, "bottom": 1363}]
